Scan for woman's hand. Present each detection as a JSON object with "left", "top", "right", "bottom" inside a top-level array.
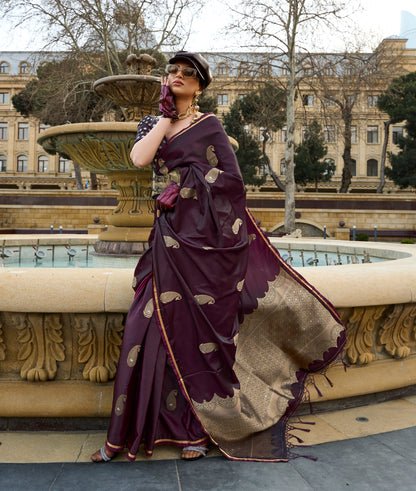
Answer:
[{"left": 159, "top": 77, "right": 178, "bottom": 120}]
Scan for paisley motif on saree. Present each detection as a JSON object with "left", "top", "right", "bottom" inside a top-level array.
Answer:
[{"left": 106, "top": 113, "right": 345, "bottom": 462}]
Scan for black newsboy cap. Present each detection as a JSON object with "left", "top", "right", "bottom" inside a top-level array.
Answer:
[{"left": 169, "top": 51, "right": 212, "bottom": 88}]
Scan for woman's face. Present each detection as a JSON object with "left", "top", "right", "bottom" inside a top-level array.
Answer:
[{"left": 168, "top": 61, "right": 201, "bottom": 98}]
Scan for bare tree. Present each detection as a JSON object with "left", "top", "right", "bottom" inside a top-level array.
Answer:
[
  {"left": 307, "top": 39, "right": 406, "bottom": 192},
  {"left": 1, "top": 0, "right": 201, "bottom": 76},
  {"left": 228, "top": 0, "right": 351, "bottom": 233}
]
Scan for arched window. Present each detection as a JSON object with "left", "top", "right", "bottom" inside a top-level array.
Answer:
[
  {"left": 280, "top": 158, "right": 286, "bottom": 176},
  {"left": 0, "top": 62, "right": 9, "bottom": 74},
  {"left": 38, "top": 155, "right": 48, "bottom": 172},
  {"left": 0, "top": 155, "right": 7, "bottom": 172},
  {"left": 58, "top": 157, "right": 70, "bottom": 173},
  {"left": 367, "top": 159, "right": 378, "bottom": 177},
  {"left": 350, "top": 158, "right": 356, "bottom": 177},
  {"left": 217, "top": 63, "right": 228, "bottom": 76},
  {"left": 17, "top": 155, "right": 28, "bottom": 172},
  {"left": 19, "top": 61, "right": 30, "bottom": 74}
]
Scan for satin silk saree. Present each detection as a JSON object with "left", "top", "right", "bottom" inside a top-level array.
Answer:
[{"left": 106, "top": 113, "right": 345, "bottom": 462}]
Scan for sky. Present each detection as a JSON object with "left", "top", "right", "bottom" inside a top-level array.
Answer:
[{"left": 0, "top": 0, "right": 415, "bottom": 53}]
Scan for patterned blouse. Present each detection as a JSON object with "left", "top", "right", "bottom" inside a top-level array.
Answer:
[{"left": 135, "top": 115, "right": 169, "bottom": 197}]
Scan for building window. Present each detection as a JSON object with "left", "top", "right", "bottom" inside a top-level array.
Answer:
[
  {"left": 345, "top": 95, "right": 355, "bottom": 106},
  {"left": 38, "top": 155, "right": 48, "bottom": 173},
  {"left": 324, "top": 125, "right": 335, "bottom": 143},
  {"left": 281, "top": 66, "right": 289, "bottom": 76},
  {"left": 323, "top": 158, "right": 335, "bottom": 177},
  {"left": 0, "top": 122, "right": 7, "bottom": 140},
  {"left": 280, "top": 158, "right": 286, "bottom": 175},
  {"left": 367, "top": 126, "right": 378, "bottom": 144},
  {"left": 281, "top": 126, "right": 287, "bottom": 143},
  {"left": 323, "top": 97, "right": 336, "bottom": 107},
  {"left": 259, "top": 63, "right": 271, "bottom": 76},
  {"left": 17, "top": 155, "right": 28, "bottom": 172},
  {"left": 0, "top": 155, "right": 6, "bottom": 172},
  {"left": 18, "top": 123, "right": 29, "bottom": 140},
  {"left": 39, "top": 123, "right": 50, "bottom": 133},
  {"left": 217, "top": 63, "right": 228, "bottom": 76},
  {"left": 59, "top": 157, "right": 70, "bottom": 173},
  {"left": 392, "top": 126, "right": 403, "bottom": 144},
  {"left": 19, "top": 62, "right": 29, "bottom": 74},
  {"left": 345, "top": 65, "right": 355, "bottom": 76},
  {"left": 302, "top": 125, "right": 308, "bottom": 141},
  {"left": 351, "top": 125, "right": 358, "bottom": 144},
  {"left": 324, "top": 64, "right": 334, "bottom": 76},
  {"left": 367, "top": 159, "right": 378, "bottom": 176},
  {"left": 367, "top": 95, "right": 378, "bottom": 107},
  {"left": 217, "top": 94, "right": 228, "bottom": 106},
  {"left": 238, "top": 63, "right": 250, "bottom": 76},
  {"left": 302, "top": 94, "right": 314, "bottom": 106},
  {"left": 0, "top": 92, "right": 9, "bottom": 104},
  {"left": 350, "top": 159, "right": 356, "bottom": 177},
  {"left": 238, "top": 94, "right": 247, "bottom": 100},
  {"left": 259, "top": 128, "right": 271, "bottom": 142},
  {"left": 0, "top": 62, "right": 9, "bottom": 74},
  {"left": 303, "top": 64, "right": 313, "bottom": 77}
]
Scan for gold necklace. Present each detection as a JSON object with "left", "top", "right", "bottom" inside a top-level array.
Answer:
[{"left": 175, "top": 105, "right": 198, "bottom": 121}]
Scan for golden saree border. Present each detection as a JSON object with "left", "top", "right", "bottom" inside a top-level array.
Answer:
[
  {"left": 152, "top": 271, "right": 218, "bottom": 447},
  {"left": 167, "top": 113, "right": 216, "bottom": 145},
  {"left": 245, "top": 207, "right": 344, "bottom": 326}
]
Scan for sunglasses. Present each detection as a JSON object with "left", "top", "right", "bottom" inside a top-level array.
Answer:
[{"left": 165, "top": 64, "right": 198, "bottom": 79}]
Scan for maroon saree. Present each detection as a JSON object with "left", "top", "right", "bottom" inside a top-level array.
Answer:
[{"left": 105, "top": 113, "right": 345, "bottom": 462}]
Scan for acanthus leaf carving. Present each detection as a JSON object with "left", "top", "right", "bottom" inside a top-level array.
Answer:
[
  {"left": 14, "top": 313, "right": 65, "bottom": 382},
  {"left": 379, "top": 303, "right": 416, "bottom": 358},
  {"left": 73, "top": 313, "right": 124, "bottom": 383},
  {"left": 344, "top": 306, "right": 385, "bottom": 364}
]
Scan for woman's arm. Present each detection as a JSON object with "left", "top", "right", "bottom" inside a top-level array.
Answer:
[{"left": 130, "top": 117, "right": 171, "bottom": 168}]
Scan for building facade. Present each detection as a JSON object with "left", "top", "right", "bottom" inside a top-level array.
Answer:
[
  {"left": 203, "top": 38, "right": 416, "bottom": 192},
  {"left": 0, "top": 51, "right": 74, "bottom": 190},
  {"left": 1, "top": 39, "right": 416, "bottom": 192}
]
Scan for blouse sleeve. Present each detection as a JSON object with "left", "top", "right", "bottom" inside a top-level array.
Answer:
[{"left": 134, "top": 115, "right": 169, "bottom": 198}]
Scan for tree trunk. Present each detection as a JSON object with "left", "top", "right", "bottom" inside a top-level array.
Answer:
[
  {"left": 284, "top": 45, "right": 297, "bottom": 233},
  {"left": 264, "top": 155, "right": 286, "bottom": 191},
  {"left": 377, "top": 121, "right": 390, "bottom": 193},
  {"left": 90, "top": 173, "right": 98, "bottom": 190},
  {"left": 339, "top": 110, "right": 353, "bottom": 193},
  {"left": 73, "top": 162, "right": 83, "bottom": 190}
]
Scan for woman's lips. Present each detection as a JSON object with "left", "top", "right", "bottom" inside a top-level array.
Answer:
[{"left": 172, "top": 80, "right": 184, "bottom": 86}]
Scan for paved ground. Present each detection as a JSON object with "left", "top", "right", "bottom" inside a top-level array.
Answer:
[
  {"left": 1, "top": 427, "right": 416, "bottom": 490},
  {"left": 1, "top": 398, "right": 416, "bottom": 491}
]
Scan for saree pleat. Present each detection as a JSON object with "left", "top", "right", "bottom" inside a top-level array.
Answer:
[
  {"left": 106, "top": 274, "right": 207, "bottom": 461},
  {"left": 105, "top": 113, "right": 345, "bottom": 462}
]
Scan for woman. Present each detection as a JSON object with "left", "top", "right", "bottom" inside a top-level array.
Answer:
[{"left": 92, "top": 52, "right": 345, "bottom": 463}]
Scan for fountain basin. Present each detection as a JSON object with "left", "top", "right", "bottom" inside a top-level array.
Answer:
[{"left": 0, "top": 237, "right": 415, "bottom": 418}]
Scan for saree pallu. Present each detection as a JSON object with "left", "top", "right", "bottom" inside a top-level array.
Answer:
[{"left": 106, "top": 113, "right": 346, "bottom": 462}]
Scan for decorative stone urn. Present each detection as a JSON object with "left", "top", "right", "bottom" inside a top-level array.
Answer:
[{"left": 38, "top": 54, "right": 161, "bottom": 254}]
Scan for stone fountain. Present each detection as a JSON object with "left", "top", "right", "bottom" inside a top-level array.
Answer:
[{"left": 38, "top": 54, "right": 161, "bottom": 256}]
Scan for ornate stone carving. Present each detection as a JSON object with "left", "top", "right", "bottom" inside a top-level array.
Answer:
[
  {"left": 12, "top": 313, "right": 65, "bottom": 382},
  {"left": 343, "top": 306, "right": 386, "bottom": 364},
  {"left": 379, "top": 303, "right": 416, "bottom": 358},
  {"left": 73, "top": 313, "right": 124, "bottom": 383}
]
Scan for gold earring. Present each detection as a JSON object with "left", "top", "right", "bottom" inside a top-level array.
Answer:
[{"left": 192, "top": 91, "right": 201, "bottom": 111}]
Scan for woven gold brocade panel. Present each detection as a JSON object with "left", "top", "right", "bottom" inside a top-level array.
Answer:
[{"left": 192, "top": 269, "right": 343, "bottom": 455}]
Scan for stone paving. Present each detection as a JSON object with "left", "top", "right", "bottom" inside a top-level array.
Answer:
[{"left": 1, "top": 398, "right": 416, "bottom": 490}]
